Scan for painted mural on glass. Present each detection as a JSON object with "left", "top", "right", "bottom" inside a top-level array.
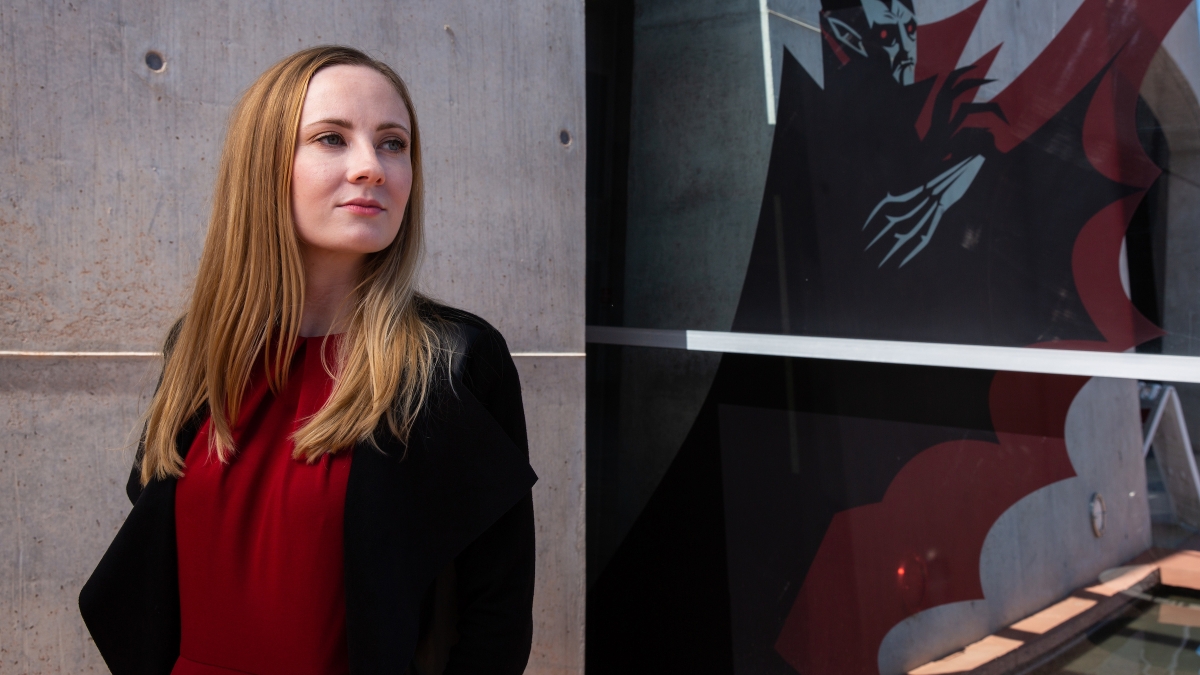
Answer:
[{"left": 589, "top": 1, "right": 1193, "bottom": 673}]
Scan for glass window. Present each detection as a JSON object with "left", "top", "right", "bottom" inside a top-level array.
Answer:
[{"left": 586, "top": 1, "right": 1200, "bottom": 673}]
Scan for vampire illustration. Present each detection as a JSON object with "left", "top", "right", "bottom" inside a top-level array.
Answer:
[{"left": 589, "top": 0, "right": 1185, "bottom": 674}]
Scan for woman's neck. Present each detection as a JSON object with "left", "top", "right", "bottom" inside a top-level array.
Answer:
[{"left": 299, "top": 247, "right": 364, "bottom": 337}]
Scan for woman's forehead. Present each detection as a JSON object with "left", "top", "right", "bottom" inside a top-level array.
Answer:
[{"left": 300, "top": 65, "right": 409, "bottom": 126}]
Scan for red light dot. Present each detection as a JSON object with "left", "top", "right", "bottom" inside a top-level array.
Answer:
[
  {"left": 897, "top": 566, "right": 905, "bottom": 577},
  {"left": 881, "top": 29, "right": 888, "bottom": 38}
]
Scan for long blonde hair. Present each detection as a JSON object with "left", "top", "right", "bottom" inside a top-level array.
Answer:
[{"left": 141, "top": 45, "right": 445, "bottom": 483}]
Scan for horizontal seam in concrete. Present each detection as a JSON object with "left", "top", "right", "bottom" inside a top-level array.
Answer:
[
  {"left": 0, "top": 351, "right": 161, "bottom": 357},
  {"left": 0, "top": 350, "right": 586, "bottom": 358}
]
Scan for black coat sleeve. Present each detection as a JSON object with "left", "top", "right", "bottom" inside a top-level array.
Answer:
[
  {"left": 126, "top": 318, "right": 186, "bottom": 506},
  {"left": 126, "top": 446, "right": 145, "bottom": 506},
  {"left": 442, "top": 327, "right": 536, "bottom": 675}
]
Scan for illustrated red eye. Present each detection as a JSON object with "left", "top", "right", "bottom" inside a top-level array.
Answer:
[
  {"left": 880, "top": 29, "right": 888, "bottom": 38},
  {"left": 907, "top": 23, "right": 915, "bottom": 33}
]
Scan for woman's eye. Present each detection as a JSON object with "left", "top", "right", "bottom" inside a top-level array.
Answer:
[
  {"left": 381, "top": 138, "right": 407, "bottom": 152},
  {"left": 317, "top": 133, "right": 344, "bottom": 147}
]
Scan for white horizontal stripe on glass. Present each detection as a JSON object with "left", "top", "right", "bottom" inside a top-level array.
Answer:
[{"left": 585, "top": 326, "right": 1200, "bottom": 383}]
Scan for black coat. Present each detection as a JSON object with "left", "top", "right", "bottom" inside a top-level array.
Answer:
[{"left": 79, "top": 308, "right": 539, "bottom": 674}]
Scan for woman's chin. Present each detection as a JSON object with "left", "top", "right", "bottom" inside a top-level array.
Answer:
[{"left": 300, "top": 230, "right": 400, "bottom": 257}]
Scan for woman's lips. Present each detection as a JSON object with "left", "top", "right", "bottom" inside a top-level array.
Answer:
[
  {"left": 340, "top": 203, "right": 384, "bottom": 216},
  {"left": 339, "top": 198, "right": 384, "bottom": 216}
]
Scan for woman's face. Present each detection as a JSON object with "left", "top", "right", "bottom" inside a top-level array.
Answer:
[{"left": 291, "top": 64, "right": 412, "bottom": 265}]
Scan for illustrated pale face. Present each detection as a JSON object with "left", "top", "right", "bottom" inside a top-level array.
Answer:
[
  {"left": 291, "top": 65, "right": 413, "bottom": 265},
  {"left": 861, "top": 0, "right": 917, "bottom": 85}
]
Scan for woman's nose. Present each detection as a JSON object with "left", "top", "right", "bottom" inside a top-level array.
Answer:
[{"left": 349, "top": 143, "right": 384, "bottom": 184}]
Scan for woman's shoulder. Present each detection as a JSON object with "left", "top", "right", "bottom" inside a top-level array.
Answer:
[
  {"left": 417, "top": 298, "right": 525, "bottom": 440},
  {"left": 416, "top": 297, "right": 512, "bottom": 365},
  {"left": 419, "top": 298, "right": 495, "bottom": 337}
]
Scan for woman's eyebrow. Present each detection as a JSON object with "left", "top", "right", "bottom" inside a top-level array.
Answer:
[
  {"left": 304, "top": 117, "right": 350, "bottom": 128},
  {"left": 302, "top": 118, "right": 408, "bottom": 133}
]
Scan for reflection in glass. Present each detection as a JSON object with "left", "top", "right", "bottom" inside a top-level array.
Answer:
[{"left": 585, "top": 0, "right": 1200, "bottom": 673}]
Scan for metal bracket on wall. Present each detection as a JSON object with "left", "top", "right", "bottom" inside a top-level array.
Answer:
[{"left": 1142, "top": 385, "right": 1200, "bottom": 528}]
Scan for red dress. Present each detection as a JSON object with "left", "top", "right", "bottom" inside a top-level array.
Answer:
[{"left": 172, "top": 336, "right": 353, "bottom": 675}]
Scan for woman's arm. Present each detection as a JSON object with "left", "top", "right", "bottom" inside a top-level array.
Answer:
[{"left": 443, "top": 325, "right": 536, "bottom": 674}]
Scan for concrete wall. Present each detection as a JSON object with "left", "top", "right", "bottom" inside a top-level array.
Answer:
[
  {"left": 877, "top": 378, "right": 1152, "bottom": 674},
  {"left": 0, "top": 1, "right": 585, "bottom": 673},
  {"left": 590, "top": 0, "right": 773, "bottom": 578},
  {"left": 1146, "top": 12, "right": 1200, "bottom": 456}
]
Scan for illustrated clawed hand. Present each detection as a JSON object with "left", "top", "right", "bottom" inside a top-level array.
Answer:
[
  {"left": 862, "top": 155, "right": 985, "bottom": 268},
  {"left": 927, "top": 65, "right": 1007, "bottom": 148},
  {"left": 860, "top": 64, "right": 1002, "bottom": 268}
]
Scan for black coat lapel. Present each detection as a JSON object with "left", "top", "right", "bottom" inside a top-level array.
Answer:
[
  {"left": 78, "top": 415, "right": 203, "bottom": 675},
  {"left": 79, "top": 477, "right": 181, "bottom": 675},
  {"left": 343, "top": 380, "right": 538, "bottom": 672}
]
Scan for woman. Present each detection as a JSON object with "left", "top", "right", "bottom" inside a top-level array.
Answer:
[{"left": 78, "top": 46, "right": 537, "bottom": 675}]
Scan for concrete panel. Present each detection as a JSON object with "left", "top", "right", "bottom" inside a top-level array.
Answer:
[
  {"left": 1162, "top": 2, "right": 1200, "bottom": 107},
  {"left": 0, "top": 0, "right": 584, "bottom": 353},
  {"left": 623, "top": 0, "right": 770, "bottom": 333},
  {"left": 514, "top": 355, "right": 586, "bottom": 675},
  {"left": 0, "top": 357, "right": 158, "bottom": 672},
  {"left": 958, "top": 0, "right": 1086, "bottom": 102},
  {"left": 591, "top": 347, "right": 719, "bottom": 577},
  {"left": 766, "top": 0, "right": 823, "bottom": 91},
  {"left": 1142, "top": 45, "right": 1200, "bottom": 455},
  {"left": 594, "top": 0, "right": 772, "bottom": 588},
  {"left": 877, "top": 377, "right": 1151, "bottom": 674},
  {"left": 0, "top": 1, "right": 585, "bottom": 673},
  {"left": 2, "top": 353, "right": 587, "bottom": 674}
]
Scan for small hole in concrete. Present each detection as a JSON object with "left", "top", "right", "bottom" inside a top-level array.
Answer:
[
  {"left": 559, "top": 130, "right": 571, "bottom": 146},
  {"left": 145, "top": 51, "right": 165, "bottom": 72}
]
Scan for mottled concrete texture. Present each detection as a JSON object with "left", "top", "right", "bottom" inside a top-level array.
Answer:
[
  {"left": 514, "top": 356, "right": 585, "bottom": 675},
  {"left": 597, "top": 0, "right": 773, "bottom": 581},
  {"left": 0, "top": 1, "right": 584, "bottom": 352},
  {"left": 622, "top": 0, "right": 770, "bottom": 333},
  {"left": 1144, "top": 19, "right": 1200, "bottom": 453},
  {"left": 0, "top": 358, "right": 160, "bottom": 672},
  {"left": 0, "top": 1, "right": 585, "bottom": 673},
  {"left": 877, "top": 378, "right": 1152, "bottom": 674}
]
